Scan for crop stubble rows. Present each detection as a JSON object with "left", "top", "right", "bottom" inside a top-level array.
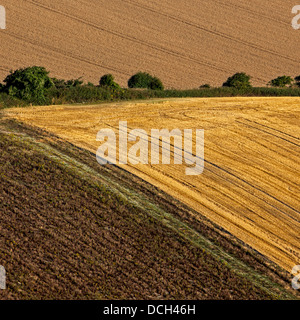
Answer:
[
  {"left": 1, "top": 0, "right": 300, "bottom": 88},
  {"left": 6, "top": 97, "right": 300, "bottom": 272}
]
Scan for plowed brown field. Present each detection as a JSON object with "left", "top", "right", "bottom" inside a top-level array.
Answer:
[
  {"left": 1, "top": 0, "right": 300, "bottom": 88},
  {"left": 6, "top": 97, "right": 300, "bottom": 272},
  {"left": 2, "top": 118, "right": 297, "bottom": 299}
]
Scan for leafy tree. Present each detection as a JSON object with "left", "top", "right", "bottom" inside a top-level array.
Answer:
[
  {"left": 149, "top": 77, "right": 164, "bottom": 90},
  {"left": 99, "top": 74, "right": 120, "bottom": 89},
  {"left": 223, "top": 72, "right": 252, "bottom": 89},
  {"left": 294, "top": 75, "right": 300, "bottom": 87},
  {"left": 128, "top": 72, "right": 152, "bottom": 89},
  {"left": 269, "top": 76, "right": 294, "bottom": 88},
  {"left": 3, "top": 66, "right": 53, "bottom": 102},
  {"left": 128, "top": 72, "right": 164, "bottom": 90}
]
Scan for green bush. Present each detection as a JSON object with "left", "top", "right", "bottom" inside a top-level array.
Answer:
[
  {"left": 223, "top": 72, "right": 252, "bottom": 89},
  {"left": 51, "top": 77, "right": 84, "bottom": 89},
  {"left": 3, "top": 66, "right": 54, "bottom": 103},
  {"left": 65, "top": 78, "right": 84, "bottom": 88},
  {"left": 99, "top": 74, "right": 120, "bottom": 89},
  {"left": 149, "top": 76, "right": 164, "bottom": 90},
  {"left": 128, "top": 72, "right": 164, "bottom": 90},
  {"left": 0, "top": 92, "right": 28, "bottom": 109},
  {"left": 200, "top": 84, "right": 211, "bottom": 89},
  {"left": 269, "top": 76, "right": 294, "bottom": 88},
  {"left": 51, "top": 78, "right": 66, "bottom": 90}
]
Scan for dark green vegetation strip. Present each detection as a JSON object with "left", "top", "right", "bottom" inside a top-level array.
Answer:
[
  {"left": 0, "top": 119, "right": 298, "bottom": 299},
  {"left": 2, "top": 86, "right": 300, "bottom": 109}
]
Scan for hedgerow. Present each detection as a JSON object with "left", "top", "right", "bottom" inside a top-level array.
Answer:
[{"left": 2, "top": 66, "right": 300, "bottom": 108}]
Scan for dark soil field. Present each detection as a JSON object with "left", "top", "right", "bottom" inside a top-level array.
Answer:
[{"left": 0, "top": 117, "right": 298, "bottom": 300}]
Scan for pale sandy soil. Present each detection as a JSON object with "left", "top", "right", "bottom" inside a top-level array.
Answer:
[
  {"left": 1, "top": 0, "right": 300, "bottom": 88},
  {"left": 6, "top": 97, "right": 300, "bottom": 272}
]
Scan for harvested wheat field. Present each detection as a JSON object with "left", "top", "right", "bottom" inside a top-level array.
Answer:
[
  {"left": 6, "top": 97, "right": 300, "bottom": 272},
  {"left": 1, "top": 0, "right": 300, "bottom": 88}
]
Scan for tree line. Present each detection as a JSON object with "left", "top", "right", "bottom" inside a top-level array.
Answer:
[{"left": 0, "top": 66, "right": 300, "bottom": 106}]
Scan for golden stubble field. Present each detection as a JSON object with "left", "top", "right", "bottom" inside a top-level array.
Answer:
[{"left": 6, "top": 97, "right": 300, "bottom": 271}]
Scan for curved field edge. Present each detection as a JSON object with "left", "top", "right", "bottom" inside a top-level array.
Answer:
[
  {"left": 10, "top": 97, "right": 299, "bottom": 272},
  {"left": 0, "top": 118, "right": 298, "bottom": 299}
]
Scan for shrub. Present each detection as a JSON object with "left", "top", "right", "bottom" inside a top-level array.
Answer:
[
  {"left": 99, "top": 74, "right": 120, "bottom": 89},
  {"left": 128, "top": 72, "right": 152, "bottom": 89},
  {"left": 200, "top": 84, "right": 211, "bottom": 89},
  {"left": 149, "top": 77, "right": 164, "bottom": 90},
  {"left": 128, "top": 72, "right": 164, "bottom": 90},
  {"left": 51, "top": 78, "right": 66, "bottom": 90},
  {"left": 269, "top": 76, "right": 294, "bottom": 88},
  {"left": 51, "top": 77, "right": 84, "bottom": 89},
  {"left": 223, "top": 72, "right": 252, "bottom": 89},
  {"left": 294, "top": 75, "right": 300, "bottom": 87},
  {"left": 65, "top": 78, "right": 84, "bottom": 88},
  {"left": 0, "top": 92, "right": 28, "bottom": 109},
  {"left": 3, "top": 66, "right": 54, "bottom": 103}
]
